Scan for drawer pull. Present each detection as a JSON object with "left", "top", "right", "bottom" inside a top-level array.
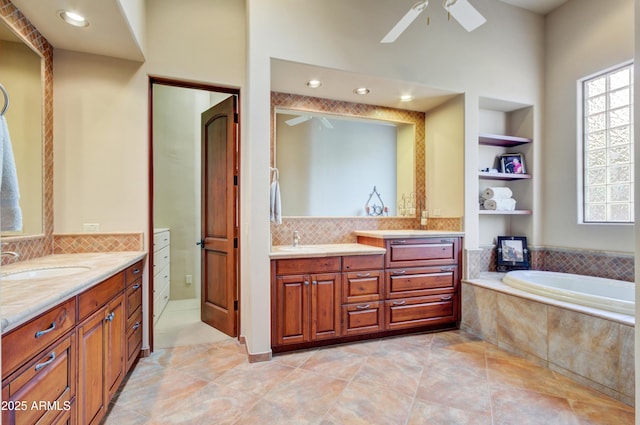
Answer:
[
  {"left": 392, "top": 300, "right": 406, "bottom": 306},
  {"left": 356, "top": 273, "right": 371, "bottom": 277},
  {"left": 35, "top": 322, "right": 56, "bottom": 338},
  {"left": 106, "top": 312, "right": 115, "bottom": 322},
  {"left": 133, "top": 268, "right": 141, "bottom": 275},
  {"left": 391, "top": 240, "right": 407, "bottom": 244},
  {"left": 132, "top": 283, "right": 141, "bottom": 290},
  {"left": 132, "top": 321, "right": 141, "bottom": 330},
  {"left": 35, "top": 352, "right": 56, "bottom": 371},
  {"left": 355, "top": 304, "right": 370, "bottom": 309},
  {"left": 392, "top": 270, "right": 406, "bottom": 275},
  {"left": 440, "top": 266, "right": 456, "bottom": 272},
  {"left": 440, "top": 295, "right": 453, "bottom": 301}
]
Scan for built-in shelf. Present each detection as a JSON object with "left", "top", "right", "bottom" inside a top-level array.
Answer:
[
  {"left": 479, "top": 133, "right": 532, "bottom": 147},
  {"left": 479, "top": 172, "right": 532, "bottom": 181},
  {"left": 479, "top": 209, "right": 532, "bottom": 215}
]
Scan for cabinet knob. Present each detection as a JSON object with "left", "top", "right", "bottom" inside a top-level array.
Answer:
[
  {"left": 132, "top": 283, "right": 141, "bottom": 289},
  {"left": 106, "top": 312, "right": 115, "bottom": 322},
  {"left": 304, "top": 281, "right": 309, "bottom": 286},
  {"left": 312, "top": 281, "right": 317, "bottom": 285},
  {"left": 132, "top": 322, "right": 141, "bottom": 330}
]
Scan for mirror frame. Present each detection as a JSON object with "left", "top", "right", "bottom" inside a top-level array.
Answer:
[
  {"left": 0, "top": 2, "right": 54, "bottom": 260},
  {"left": 271, "top": 91, "right": 425, "bottom": 219}
]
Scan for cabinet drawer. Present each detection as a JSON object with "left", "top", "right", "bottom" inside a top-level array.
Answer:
[
  {"left": 386, "top": 266, "right": 457, "bottom": 299},
  {"left": 153, "top": 231, "right": 170, "bottom": 251},
  {"left": 153, "top": 245, "right": 170, "bottom": 275},
  {"left": 126, "top": 280, "right": 142, "bottom": 319},
  {"left": 125, "top": 261, "right": 143, "bottom": 286},
  {"left": 342, "top": 270, "right": 384, "bottom": 303},
  {"left": 78, "top": 272, "right": 125, "bottom": 321},
  {"left": 385, "top": 294, "right": 457, "bottom": 330},
  {"left": 154, "top": 264, "right": 170, "bottom": 294},
  {"left": 2, "top": 333, "right": 75, "bottom": 425},
  {"left": 126, "top": 307, "right": 143, "bottom": 370},
  {"left": 153, "top": 283, "right": 170, "bottom": 324},
  {"left": 275, "top": 257, "right": 341, "bottom": 275},
  {"left": 342, "top": 254, "right": 384, "bottom": 271},
  {"left": 2, "top": 298, "right": 76, "bottom": 380},
  {"left": 341, "top": 302, "right": 384, "bottom": 336},
  {"left": 386, "top": 238, "right": 459, "bottom": 268}
]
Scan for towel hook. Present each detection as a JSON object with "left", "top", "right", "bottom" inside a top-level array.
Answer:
[{"left": 0, "top": 83, "right": 8, "bottom": 116}]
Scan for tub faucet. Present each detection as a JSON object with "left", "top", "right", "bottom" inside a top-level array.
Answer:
[
  {"left": 1, "top": 251, "right": 19, "bottom": 259},
  {"left": 292, "top": 231, "right": 300, "bottom": 247}
]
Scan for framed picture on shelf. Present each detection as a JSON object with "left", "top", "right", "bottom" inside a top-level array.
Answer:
[
  {"left": 500, "top": 153, "right": 526, "bottom": 174},
  {"left": 496, "top": 236, "right": 530, "bottom": 271}
]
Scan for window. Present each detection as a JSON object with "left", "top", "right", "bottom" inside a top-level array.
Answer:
[{"left": 581, "top": 63, "right": 634, "bottom": 223}]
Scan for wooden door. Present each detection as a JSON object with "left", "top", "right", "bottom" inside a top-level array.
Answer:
[
  {"left": 275, "top": 274, "right": 310, "bottom": 345},
  {"left": 200, "top": 96, "right": 238, "bottom": 336},
  {"left": 105, "top": 294, "right": 125, "bottom": 400},
  {"left": 77, "top": 309, "right": 107, "bottom": 425},
  {"left": 310, "top": 273, "right": 341, "bottom": 340}
]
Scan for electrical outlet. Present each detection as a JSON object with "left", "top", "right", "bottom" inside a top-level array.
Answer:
[
  {"left": 186, "top": 275, "right": 192, "bottom": 285},
  {"left": 432, "top": 209, "right": 441, "bottom": 217},
  {"left": 83, "top": 223, "right": 100, "bottom": 232}
]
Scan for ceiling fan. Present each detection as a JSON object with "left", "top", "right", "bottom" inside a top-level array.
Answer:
[
  {"left": 381, "top": 0, "right": 486, "bottom": 43},
  {"left": 285, "top": 115, "right": 334, "bottom": 129}
]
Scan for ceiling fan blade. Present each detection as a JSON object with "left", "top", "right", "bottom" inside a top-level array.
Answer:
[
  {"left": 285, "top": 115, "right": 312, "bottom": 126},
  {"left": 381, "top": 1, "right": 428, "bottom": 43},
  {"left": 445, "top": 0, "right": 486, "bottom": 32},
  {"left": 319, "top": 117, "right": 333, "bottom": 129}
]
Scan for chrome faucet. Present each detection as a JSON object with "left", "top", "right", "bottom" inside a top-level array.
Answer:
[{"left": 292, "top": 231, "right": 301, "bottom": 247}]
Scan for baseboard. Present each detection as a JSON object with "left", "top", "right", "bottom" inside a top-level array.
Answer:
[{"left": 239, "top": 334, "right": 272, "bottom": 363}]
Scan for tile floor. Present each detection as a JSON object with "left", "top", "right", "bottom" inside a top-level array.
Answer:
[
  {"left": 153, "top": 298, "right": 231, "bottom": 348},
  {"left": 103, "top": 329, "right": 635, "bottom": 425}
]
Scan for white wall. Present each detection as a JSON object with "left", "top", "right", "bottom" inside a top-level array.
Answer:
[
  {"left": 426, "top": 95, "right": 465, "bottom": 218},
  {"left": 544, "top": 0, "right": 635, "bottom": 253},
  {"left": 53, "top": 0, "right": 245, "bottom": 352}
]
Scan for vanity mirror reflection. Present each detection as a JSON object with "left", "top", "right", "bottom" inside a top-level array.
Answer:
[
  {"left": 0, "top": 20, "right": 44, "bottom": 236},
  {"left": 274, "top": 108, "right": 416, "bottom": 217}
]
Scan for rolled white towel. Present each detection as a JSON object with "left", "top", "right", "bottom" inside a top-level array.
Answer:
[
  {"left": 483, "top": 198, "right": 516, "bottom": 211},
  {"left": 482, "top": 187, "right": 513, "bottom": 200}
]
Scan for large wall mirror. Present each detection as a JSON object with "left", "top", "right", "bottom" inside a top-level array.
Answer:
[
  {"left": 0, "top": 21, "right": 44, "bottom": 236},
  {"left": 275, "top": 108, "right": 415, "bottom": 217}
]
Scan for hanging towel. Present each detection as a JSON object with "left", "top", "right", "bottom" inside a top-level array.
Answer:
[
  {"left": 0, "top": 116, "right": 22, "bottom": 231},
  {"left": 482, "top": 187, "right": 513, "bottom": 200},
  {"left": 483, "top": 198, "right": 516, "bottom": 211},
  {"left": 270, "top": 168, "right": 282, "bottom": 224}
]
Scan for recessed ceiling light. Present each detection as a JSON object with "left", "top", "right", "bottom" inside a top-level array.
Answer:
[
  {"left": 400, "top": 95, "right": 414, "bottom": 102},
  {"left": 306, "top": 79, "right": 322, "bottom": 88},
  {"left": 59, "top": 10, "right": 89, "bottom": 28},
  {"left": 354, "top": 87, "right": 370, "bottom": 95}
]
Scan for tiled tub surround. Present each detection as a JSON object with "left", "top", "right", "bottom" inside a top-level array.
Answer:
[
  {"left": 0, "top": 251, "right": 146, "bottom": 332},
  {"left": 465, "top": 245, "right": 634, "bottom": 282},
  {"left": 461, "top": 274, "right": 634, "bottom": 405}
]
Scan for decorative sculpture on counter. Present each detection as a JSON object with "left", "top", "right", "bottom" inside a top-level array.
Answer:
[{"left": 365, "top": 186, "right": 388, "bottom": 216}]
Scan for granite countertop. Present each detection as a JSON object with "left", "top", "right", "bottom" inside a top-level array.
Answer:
[
  {"left": 353, "top": 229, "right": 465, "bottom": 239},
  {"left": 1, "top": 252, "right": 146, "bottom": 333},
  {"left": 270, "top": 243, "right": 386, "bottom": 259}
]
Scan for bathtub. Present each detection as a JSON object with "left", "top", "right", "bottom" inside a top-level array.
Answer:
[{"left": 503, "top": 270, "right": 635, "bottom": 316}]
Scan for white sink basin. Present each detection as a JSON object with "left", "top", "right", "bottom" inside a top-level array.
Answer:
[
  {"left": 276, "top": 245, "right": 319, "bottom": 252},
  {"left": 2, "top": 266, "right": 92, "bottom": 281}
]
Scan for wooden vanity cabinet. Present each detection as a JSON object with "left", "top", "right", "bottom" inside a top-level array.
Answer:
[
  {"left": 272, "top": 257, "right": 342, "bottom": 346},
  {"left": 77, "top": 273, "right": 126, "bottom": 425},
  {"left": 341, "top": 254, "right": 385, "bottom": 336},
  {"left": 125, "top": 261, "right": 143, "bottom": 370}
]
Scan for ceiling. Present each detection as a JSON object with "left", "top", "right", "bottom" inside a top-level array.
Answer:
[{"left": 3, "top": 0, "right": 569, "bottom": 111}]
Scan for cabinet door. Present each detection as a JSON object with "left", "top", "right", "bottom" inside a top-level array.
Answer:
[
  {"left": 105, "top": 294, "right": 125, "bottom": 401},
  {"left": 275, "top": 275, "right": 310, "bottom": 345},
  {"left": 310, "top": 273, "right": 341, "bottom": 341},
  {"left": 77, "top": 309, "right": 107, "bottom": 425}
]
